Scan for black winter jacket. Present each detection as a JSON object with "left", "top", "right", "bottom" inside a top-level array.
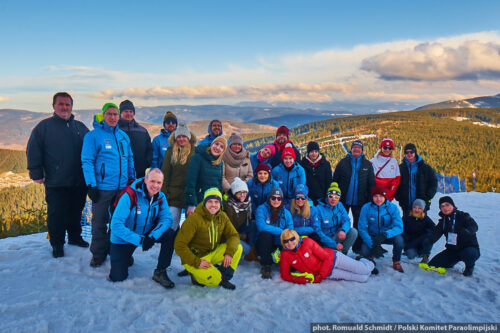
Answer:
[
  {"left": 300, "top": 154, "right": 332, "bottom": 205},
  {"left": 332, "top": 154, "right": 375, "bottom": 207},
  {"left": 432, "top": 209, "right": 479, "bottom": 252},
  {"left": 27, "top": 114, "right": 89, "bottom": 187},
  {"left": 402, "top": 214, "right": 435, "bottom": 250},
  {"left": 118, "top": 119, "right": 152, "bottom": 178},
  {"left": 395, "top": 156, "right": 437, "bottom": 213}
]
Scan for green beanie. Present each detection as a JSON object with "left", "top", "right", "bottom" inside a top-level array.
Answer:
[
  {"left": 327, "top": 182, "right": 341, "bottom": 196},
  {"left": 102, "top": 102, "right": 120, "bottom": 115}
]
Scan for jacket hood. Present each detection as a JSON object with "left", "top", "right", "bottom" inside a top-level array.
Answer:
[{"left": 207, "top": 119, "right": 223, "bottom": 139}]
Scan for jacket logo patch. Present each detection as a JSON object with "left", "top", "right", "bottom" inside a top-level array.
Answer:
[
  {"left": 304, "top": 252, "right": 310, "bottom": 258},
  {"left": 292, "top": 260, "right": 297, "bottom": 264},
  {"left": 136, "top": 204, "right": 141, "bottom": 214},
  {"left": 105, "top": 140, "right": 112, "bottom": 149}
]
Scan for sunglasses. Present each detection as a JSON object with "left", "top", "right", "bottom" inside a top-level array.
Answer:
[
  {"left": 270, "top": 196, "right": 283, "bottom": 201},
  {"left": 283, "top": 236, "right": 296, "bottom": 244},
  {"left": 295, "top": 196, "right": 306, "bottom": 201},
  {"left": 165, "top": 120, "right": 176, "bottom": 124},
  {"left": 328, "top": 194, "right": 340, "bottom": 199},
  {"left": 382, "top": 146, "right": 394, "bottom": 150},
  {"left": 405, "top": 150, "right": 415, "bottom": 155}
]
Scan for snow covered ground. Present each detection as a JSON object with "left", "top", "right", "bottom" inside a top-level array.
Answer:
[{"left": 0, "top": 192, "right": 499, "bottom": 332}]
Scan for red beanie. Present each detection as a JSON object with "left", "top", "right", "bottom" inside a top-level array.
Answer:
[
  {"left": 276, "top": 125, "right": 290, "bottom": 138},
  {"left": 372, "top": 185, "right": 387, "bottom": 197},
  {"left": 255, "top": 163, "right": 271, "bottom": 175},
  {"left": 379, "top": 137, "right": 395, "bottom": 149},
  {"left": 282, "top": 147, "right": 296, "bottom": 160}
]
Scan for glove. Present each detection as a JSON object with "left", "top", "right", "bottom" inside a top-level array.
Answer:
[
  {"left": 142, "top": 236, "right": 155, "bottom": 251},
  {"left": 372, "top": 234, "right": 387, "bottom": 247},
  {"left": 313, "top": 273, "right": 323, "bottom": 284},
  {"left": 371, "top": 245, "right": 385, "bottom": 258},
  {"left": 88, "top": 186, "right": 100, "bottom": 202}
]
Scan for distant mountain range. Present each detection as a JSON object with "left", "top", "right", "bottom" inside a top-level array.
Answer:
[{"left": 415, "top": 93, "right": 500, "bottom": 110}]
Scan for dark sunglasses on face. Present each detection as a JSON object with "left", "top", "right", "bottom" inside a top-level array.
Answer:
[
  {"left": 382, "top": 146, "right": 394, "bottom": 150},
  {"left": 270, "top": 196, "right": 283, "bottom": 201},
  {"left": 283, "top": 236, "right": 296, "bottom": 244},
  {"left": 295, "top": 196, "right": 306, "bottom": 201},
  {"left": 165, "top": 120, "right": 176, "bottom": 124},
  {"left": 328, "top": 194, "right": 340, "bottom": 199},
  {"left": 405, "top": 150, "right": 415, "bottom": 155}
]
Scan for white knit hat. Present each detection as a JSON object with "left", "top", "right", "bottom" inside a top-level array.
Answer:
[
  {"left": 230, "top": 177, "right": 248, "bottom": 194},
  {"left": 174, "top": 122, "right": 191, "bottom": 139}
]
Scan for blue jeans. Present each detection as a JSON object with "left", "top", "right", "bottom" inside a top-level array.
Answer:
[{"left": 361, "top": 234, "right": 404, "bottom": 262}]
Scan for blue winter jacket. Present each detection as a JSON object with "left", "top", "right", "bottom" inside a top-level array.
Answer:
[
  {"left": 345, "top": 153, "right": 362, "bottom": 206},
  {"left": 404, "top": 155, "right": 422, "bottom": 207},
  {"left": 81, "top": 116, "right": 135, "bottom": 190},
  {"left": 151, "top": 129, "right": 172, "bottom": 169},
  {"left": 316, "top": 201, "right": 351, "bottom": 248},
  {"left": 249, "top": 152, "right": 271, "bottom": 174},
  {"left": 110, "top": 178, "right": 173, "bottom": 246},
  {"left": 247, "top": 177, "right": 280, "bottom": 213},
  {"left": 358, "top": 200, "right": 403, "bottom": 248},
  {"left": 291, "top": 205, "right": 334, "bottom": 247},
  {"left": 271, "top": 162, "right": 306, "bottom": 205},
  {"left": 198, "top": 119, "right": 223, "bottom": 146},
  {"left": 255, "top": 202, "right": 293, "bottom": 244}
]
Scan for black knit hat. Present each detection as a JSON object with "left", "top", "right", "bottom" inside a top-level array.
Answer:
[
  {"left": 404, "top": 143, "right": 417, "bottom": 154},
  {"left": 351, "top": 140, "right": 364, "bottom": 151},
  {"left": 439, "top": 196, "right": 455, "bottom": 207},
  {"left": 119, "top": 100, "right": 135, "bottom": 114},
  {"left": 307, "top": 141, "right": 320, "bottom": 153}
]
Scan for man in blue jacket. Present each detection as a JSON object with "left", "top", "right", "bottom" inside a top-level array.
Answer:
[
  {"left": 151, "top": 111, "right": 177, "bottom": 169},
  {"left": 316, "top": 182, "right": 358, "bottom": 255},
  {"left": 109, "top": 168, "right": 175, "bottom": 287},
  {"left": 358, "top": 186, "right": 405, "bottom": 273},
  {"left": 27, "top": 92, "right": 89, "bottom": 258},
  {"left": 81, "top": 103, "right": 135, "bottom": 267},
  {"left": 198, "top": 119, "right": 223, "bottom": 146}
]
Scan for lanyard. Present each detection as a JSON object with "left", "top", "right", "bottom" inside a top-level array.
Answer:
[{"left": 443, "top": 211, "right": 456, "bottom": 233}]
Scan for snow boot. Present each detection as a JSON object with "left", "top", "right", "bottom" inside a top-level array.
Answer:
[
  {"left": 420, "top": 254, "right": 429, "bottom": 264},
  {"left": 261, "top": 265, "right": 272, "bottom": 279},
  {"left": 219, "top": 280, "right": 236, "bottom": 290},
  {"left": 369, "top": 259, "right": 378, "bottom": 275},
  {"left": 68, "top": 237, "right": 89, "bottom": 248},
  {"left": 463, "top": 265, "right": 474, "bottom": 277},
  {"left": 177, "top": 269, "right": 189, "bottom": 277},
  {"left": 90, "top": 256, "right": 106, "bottom": 268},
  {"left": 153, "top": 269, "right": 175, "bottom": 289},
  {"left": 52, "top": 245, "right": 64, "bottom": 258},
  {"left": 393, "top": 261, "right": 404, "bottom": 273}
]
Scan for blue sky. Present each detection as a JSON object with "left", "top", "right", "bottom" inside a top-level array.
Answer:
[{"left": 1, "top": 0, "right": 499, "bottom": 111}]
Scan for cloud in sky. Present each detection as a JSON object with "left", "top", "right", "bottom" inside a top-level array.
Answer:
[{"left": 361, "top": 40, "right": 500, "bottom": 81}]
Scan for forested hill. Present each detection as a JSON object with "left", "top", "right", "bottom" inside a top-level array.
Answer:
[
  {"left": 0, "top": 149, "right": 26, "bottom": 173},
  {"left": 245, "top": 108, "right": 500, "bottom": 192}
]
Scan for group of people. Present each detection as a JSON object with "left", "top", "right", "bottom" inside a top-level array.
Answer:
[{"left": 26, "top": 92, "right": 481, "bottom": 291}]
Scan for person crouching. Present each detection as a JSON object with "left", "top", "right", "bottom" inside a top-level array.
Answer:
[{"left": 174, "top": 188, "right": 243, "bottom": 289}]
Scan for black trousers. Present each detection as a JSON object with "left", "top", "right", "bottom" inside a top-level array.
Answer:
[
  {"left": 109, "top": 229, "right": 176, "bottom": 282},
  {"left": 256, "top": 231, "right": 279, "bottom": 266},
  {"left": 428, "top": 247, "right": 480, "bottom": 269},
  {"left": 45, "top": 186, "right": 87, "bottom": 247}
]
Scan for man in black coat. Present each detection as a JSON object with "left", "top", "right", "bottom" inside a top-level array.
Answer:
[
  {"left": 395, "top": 143, "right": 437, "bottom": 216},
  {"left": 27, "top": 92, "right": 90, "bottom": 258},
  {"left": 332, "top": 140, "right": 375, "bottom": 253},
  {"left": 118, "top": 100, "right": 153, "bottom": 178},
  {"left": 300, "top": 141, "right": 332, "bottom": 205}
]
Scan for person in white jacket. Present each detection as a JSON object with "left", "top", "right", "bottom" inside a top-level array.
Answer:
[{"left": 370, "top": 137, "right": 400, "bottom": 201}]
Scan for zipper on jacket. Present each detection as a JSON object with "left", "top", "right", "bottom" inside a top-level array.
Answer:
[
  {"left": 113, "top": 134, "right": 122, "bottom": 190},
  {"left": 142, "top": 197, "right": 153, "bottom": 235},
  {"left": 100, "top": 163, "right": 105, "bottom": 181}
]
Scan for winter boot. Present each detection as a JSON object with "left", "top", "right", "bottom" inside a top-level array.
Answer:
[
  {"left": 244, "top": 247, "right": 259, "bottom": 262},
  {"left": 393, "top": 261, "right": 404, "bottom": 273},
  {"left": 219, "top": 280, "right": 236, "bottom": 290},
  {"left": 463, "top": 265, "right": 474, "bottom": 277},
  {"left": 177, "top": 269, "right": 189, "bottom": 277},
  {"left": 261, "top": 265, "right": 272, "bottom": 279},
  {"left": 152, "top": 269, "right": 175, "bottom": 289},
  {"left": 420, "top": 255, "right": 429, "bottom": 264},
  {"left": 52, "top": 245, "right": 64, "bottom": 258},
  {"left": 369, "top": 259, "right": 378, "bottom": 275},
  {"left": 90, "top": 256, "right": 106, "bottom": 268},
  {"left": 68, "top": 237, "right": 89, "bottom": 248}
]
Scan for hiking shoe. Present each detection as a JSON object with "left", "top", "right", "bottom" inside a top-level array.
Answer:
[
  {"left": 153, "top": 269, "right": 175, "bottom": 289},
  {"left": 261, "top": 265, "right": 272, "bottom": 279},
  {"left": 244, "top": 247, "right": 259, "bottom": 262},
  {"left": 463, "top": 265, "right": 474, "bottom": 277},
  {"left": 90, "top": 256, "right": 106, "bottom": 268},
  {"left": 219, "top": 280, "right": 236, "bottom": 290},
  {"left": 190, "top": 275, "right": 205, "bottom": 287},
  {"left": 68, "top": 238, "right": 89, "bottom": 248},
  {"left": 128, "top": 256, "right": 134, "bottom": 267},
  {"left": 52, "top": 245, "right": 64, "bottom": 258},
  {"left": 420, "top": 255, "right": 429, "bottom": 264},
  {"left": 393, "top": 261, "right": 404, "bottom": 273},
  {"left": 177, "top": 269, "right": 189, "bottom": 277},
  {"left": 369, "top": 259, "right": 378, "bottom": 275}
]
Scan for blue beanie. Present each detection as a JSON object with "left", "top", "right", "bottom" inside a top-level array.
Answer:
[{"left": 294, "top": 184, "right": 309, "bottom": 197}]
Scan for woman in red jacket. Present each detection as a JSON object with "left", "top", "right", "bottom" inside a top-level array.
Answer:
[{"left": 280, "top": 229, "right": 374, "bottom": 283}]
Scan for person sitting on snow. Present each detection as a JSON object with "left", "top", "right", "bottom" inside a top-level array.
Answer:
[{"left": 174, "top": 188, "right": 243, "bottom": 289}]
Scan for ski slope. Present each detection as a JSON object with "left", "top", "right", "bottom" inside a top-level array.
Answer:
[{"left": 0, "top": 192, "right": 498, "bottom": 332}]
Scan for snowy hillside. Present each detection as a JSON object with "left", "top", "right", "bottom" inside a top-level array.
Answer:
[{"left": 0, "top": 192, "right": 499, "bottom": 332}]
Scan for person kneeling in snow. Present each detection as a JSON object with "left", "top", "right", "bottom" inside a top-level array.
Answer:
[
  {"left": 174, "top": 188, "right": 243, "bottom": 290},
  {"left": 280, "top": 229, "right": 374, "bottom": 284},
  {"left": 428, "top": 196, "right": 480, "bottom": 277},
  {"left": 108, "top": 168, "right": 176, "bottom": 288}
]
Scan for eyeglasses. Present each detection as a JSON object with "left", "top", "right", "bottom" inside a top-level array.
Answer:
[
  {"left": 283, "top": 236, "right": 296, "bottom": 244},
  {"left": 382, "top": 146, "right": 394, "bottom": 150},
  {"left": 405, "top": 150, "right": 415, "bottom": 155},
  {"left": 270, "top": 196, "right": 283, "bottom": 201},
  {"left": 164, "top": 120, "right": 176, "bottom": 124},
  {"left": 328, "top": 194, "right": 340, "bottom": 199},
  {"left": 295, "top": 196, "right": 306, "bottom": 201}
]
